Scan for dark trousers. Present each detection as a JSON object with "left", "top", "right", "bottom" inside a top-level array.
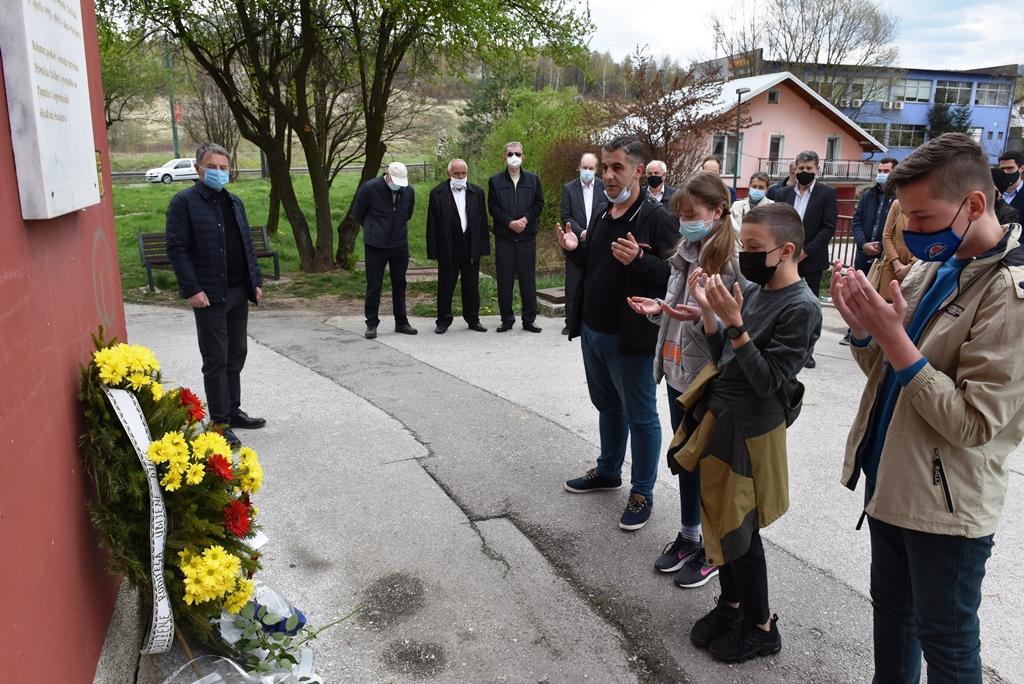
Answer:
[
  {"left": 436, "top": 250, "right": 481, "bottom": 328},
  {"left": 495, "top": 238, "right": 537, "bottom": 326},
  {"left": 718, "top": 529, "right": 770, "bottom": 626},
  {"left": 801, "top": 269, "right": 823, "bottom": 299},
  {"left": 193, "top": 285, "right": 249, "bottom": 424},
  {"left": 667, "top": 385, "right": 701, "bottom": 528},
  {"left": 364, "top": 243, "right": 409, "bottom": 328},
  {"left": 564, "top": 257, "right": 583, "bottom": 324},
  {"left": 868, "top": 515, "right": 993, "bottom": 683}
]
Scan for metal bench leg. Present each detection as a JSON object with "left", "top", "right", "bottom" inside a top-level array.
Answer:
[
  {"left": 273, "top": 254, "right": 280, "bottom": 280},
  {"left": 146, "top": 266, "right": 155, "bottom": 293}
]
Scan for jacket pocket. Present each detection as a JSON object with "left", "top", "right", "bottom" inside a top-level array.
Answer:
[{"left": 932, "top": 449, "right": 954, "bottom": 513}]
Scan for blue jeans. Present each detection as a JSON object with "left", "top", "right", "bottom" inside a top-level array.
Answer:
[
  {"left": 581, "top": 324, "right": 661, "bottom": 500},
  {"left": 667, "top": 385, "right": 701, "bottom": 527},
  {"left": 868, "top": 514, "right": 993, "bottom": 683}
]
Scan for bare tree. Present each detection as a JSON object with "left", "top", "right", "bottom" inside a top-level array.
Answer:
[
  {"left": 602, "top": 48, "right": 754, "bottom": 185},
  {"left": 711, "top": 0, "right": 900, "bottom": 108},
  {"left": 181, "top": 65, "right": 242, "bottom": 176}
]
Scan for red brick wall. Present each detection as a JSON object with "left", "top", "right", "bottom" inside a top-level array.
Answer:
[{"left": 0, "top": 0, "right": 126, "bottom": 679}]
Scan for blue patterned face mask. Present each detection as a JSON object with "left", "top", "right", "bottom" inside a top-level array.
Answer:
[
  {"left": 203, "top": 168, "right": 229, "bottom": 191},
  {"left": 902, "top": 197, "right": 972, "bottom": 262}
]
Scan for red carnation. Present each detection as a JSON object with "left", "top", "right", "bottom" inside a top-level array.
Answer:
[
  {"left": 179, "top": 388, "right": 205, "bottom": 423},
  {"left": 207, "top": 454, "right": 234, "bottom": 481},
  {"left": 224, "top": 499, "right": 252, "bottom": 537}
]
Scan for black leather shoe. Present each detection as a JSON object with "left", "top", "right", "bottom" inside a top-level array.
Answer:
[
  {"left": 804, "top": 356, "right": 817, "bottom": 369},
  {"left": 395, "top": 323, "right": 419, "bottom": 335},
  {"left": 523, "top": 322, "right": 542, "bottom": 333},
  {"left": 365, "top": 325, "right": 378, "bottom": 339},
  {"left": 561, "top": 325, "right": 570, "bottom": 336},
  {"left": 435, "top": 324, "right": 448, "bottom": 334},
  {"left": 468, "top": 322, "right": 487, "bottom": 332},
  {"left": 231, "top": 410, "right": 266, "bottom": 429},
  {"left": 496, "top": 323, "right": 513, "bottom": 333},
  {"left": 222, "top": 428, "right": 242, "bottom": 448}
]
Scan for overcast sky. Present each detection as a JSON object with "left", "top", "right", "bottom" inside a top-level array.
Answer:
[{"left": 584, "top": 0, "right": 1024, "bottom": 72}]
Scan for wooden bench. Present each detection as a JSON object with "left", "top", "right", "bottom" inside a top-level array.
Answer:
[{"left": 138, "top": 226, "right": 281, "bottom": 293}]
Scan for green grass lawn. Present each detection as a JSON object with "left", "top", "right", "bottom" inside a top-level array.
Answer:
[{"left": 113, "top": 175, "right": 566, "bottom": 310}]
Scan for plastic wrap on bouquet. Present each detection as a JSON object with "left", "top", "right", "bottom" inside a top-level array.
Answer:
[
  {"left": 218, "top": 580, "right": 320, "bottom": 683},
  {"left": 161, "top": 655, "right": 311, "bottom": 684}
]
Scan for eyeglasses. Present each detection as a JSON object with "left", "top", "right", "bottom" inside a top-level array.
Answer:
[{"left": 506, "top": 151, "right": 523, "bottom": 158}]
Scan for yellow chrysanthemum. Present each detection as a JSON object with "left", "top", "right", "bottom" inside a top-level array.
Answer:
[
  {"left": 150, "top": 382, "right": 165, "bottom": 401},
  {"left": 191, "top": 432, "right": 231, "bottom": 461},
  {"left": 237, "top": 447, "right": 264, "bottom": 494},
  {"left": 160, "top": 469, "right": 182, "bottom": 492},
  {"left": 178, "top": 545, "right": 243, "bottom": 605},
  {"left": 126, "top": 371, "right": 152, "bottom": 391},
  {"left": 185, "top": 462, "right": 205, "bottom": 486},
  {"left": 223, "top": 577, "right": 254, "bottom": 614}
]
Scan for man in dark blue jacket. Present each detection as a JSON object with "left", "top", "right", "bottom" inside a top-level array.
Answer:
[
  {"left": 166, "top": 143, "right": 264, "bottom": 447},
  {"left": 851, "top": 157, "right": 897, "bottom": 275},
  {"left": 560, "top": 152, "right": 606, "bottom": 335},
  {"left": 488, "top": 141, "right": 545, "bottom": 332},
  {"left": 354, "top": 162, "right": 417, "bottom": 338}
]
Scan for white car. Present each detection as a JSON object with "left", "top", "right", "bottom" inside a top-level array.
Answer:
[{"left": 145, "top": 158, "right": 199, "bottom": 184}]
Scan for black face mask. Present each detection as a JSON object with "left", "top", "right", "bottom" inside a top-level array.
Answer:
[
  {"left": 796, "top": 171, "right": 816, "bottom": 186},
  {"left": 1006, "top": 171, "right": 1020, "bottom": 187},
  {"left": 739, "top": 245, "right": 784, "bottom": 286},
  {"left": 647, "top": 176, "right": 664, "bottom": 189}
]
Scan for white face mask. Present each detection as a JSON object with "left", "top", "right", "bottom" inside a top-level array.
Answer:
[
  {"left": 507, "top": 154, "right": 523, "bottom": 169},
  {"left": 450, "top": 177, "right": 467, "bottom": 190},
  {"left": 604, "top": 166, "right": 638, "bottom": 204}
]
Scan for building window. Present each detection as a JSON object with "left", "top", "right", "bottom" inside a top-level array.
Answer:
[
  {"left": 969, "top": 127, "right": 983, "bottom": 143},
  {"left": 825, "top": 136, "right": 842, "bottom": 161},
  {"left": 712, "top": 133, "right": 744, "bottom": 175},
  {"left": 934, "top": 80, "right": 973, "bottom": 106},
  {"left": 889, "top": 124, "right": 927, "bottom": 147},
  {"left": 767, "top": 90, "right": 780, "bottom": 104},
  {"left": 860, "top": 123, "right": 887, "bottom": 144},
  {"left": 988, "top": 131, "right": 994, "bottom": 140},
  {"left": 849, "top": 78, "right": 887, "bottom": 102},
  {"left": 999, "top": 131, "right": 1005, "bottom": 140},
  {"left": 975, "top": 82, "right": 1012, "bottom": 107},
  {"left": 891, "top": 78, "right": 932, "bottom": 103}
]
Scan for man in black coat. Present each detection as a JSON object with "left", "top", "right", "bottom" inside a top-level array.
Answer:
[
  {"left": 426, "top": 159, "right": 490, "bottom": 334},
  {"left": 644, "top": 159, "right": 675, "bottom": 207},
  {"left": 851, "top": 157, "right": 897, "bottom": 274},
  {"left": 487, "top": 141, "right": 545, "bottom": 333},
  {"left": 354, "top": 161, "right": 417, "bottom": 339},
  {"left": 559, "top": 152, "right": 607, "bottom": 335},
  {"left": 997, "top": 150, "right": 1024, "bottom": 216},
  {"left": 776, "top": 149, "right": 837, "bottom": 368},
  {"left": 166, "top": 142, "right": 265, "bottom": 447},
  {"left": 766, "top": 162, "right": 796, "bottom": 201}
]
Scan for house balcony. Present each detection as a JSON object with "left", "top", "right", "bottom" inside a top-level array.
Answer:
[{"left": 757, "top": 157, "right": 877, "bottom": 182}]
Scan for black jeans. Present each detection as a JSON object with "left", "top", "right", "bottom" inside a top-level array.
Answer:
[
  {"left": 564, "top": 256, "right": 583, "bottom": 324},
  {"left": 495, "top": 238, "right": 537, "bottom": 326},
  {"left": 364, "top": 243, "right": 409, "bottom": 328},
  {"left": 193, "top": 285, "right": 249, "bottom": 424},
  {"left": 717, "top": 529, "right": 770, "bottom": 626},
  {"left": 437, "top": 254, "right": 481, "bottom": 328},
  {"left": 801, "top": 270, "right": 823, "bottom": 299},
  {"left": 868, "top": 514, "right": 993, "bottom": 683}
]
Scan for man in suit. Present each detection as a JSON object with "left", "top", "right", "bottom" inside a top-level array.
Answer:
[
  {"left": 488, "top": 141, "right": 545, "bottom": 333},
  {"left": 644, "top": 159, "right": 675, "bottom": 207},
  {"left": 427, "top": 159, "right": 490, "bottom": 334},
  {"left": 777, "top": 149, "right": 837, "bottom": 368},
  {"left": 766, "top": 162, "right": 797, "bottom": 201},
  {"left": 560, "top": 153, "right": 607, "bottom": 335},
  {"left": 997, "top": 150, "right": 1024, "bottom": 216}
]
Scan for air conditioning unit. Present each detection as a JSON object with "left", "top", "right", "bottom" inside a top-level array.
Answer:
[
  {"left": 882, "top": 101, "right": 894, "bottom": 110},
  {"left": 839, "top": 99, "right": 851, "bottom": 108},
  {"left": 894, "top": 101, "right": 905, "bottom": 110},
  {"left": 852, "top": 99, "right": 864, "bottom": 107}
]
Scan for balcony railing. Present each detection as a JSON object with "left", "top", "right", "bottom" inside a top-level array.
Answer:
[{"left": 758, "top": 158, "right": 876, "bottom": 182}]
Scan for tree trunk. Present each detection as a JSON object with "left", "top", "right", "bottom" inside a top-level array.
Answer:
[
  {"left": 266, "top": 146, "right": 317, "bottom": 271},
  {"left": 266, "top": 177, "right": 281, "bottom": 234}
]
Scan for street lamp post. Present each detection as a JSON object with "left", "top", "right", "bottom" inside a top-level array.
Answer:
[{"left": 733, "top": 87, "right": 750, "bottom": 194}]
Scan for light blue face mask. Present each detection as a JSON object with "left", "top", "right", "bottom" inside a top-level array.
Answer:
[
  {"left": 876, "top": 173, "right": 889, "bottom": 185},
  {"left": 580, "top": 169, "right": 595, "bottom": 184},
  {"left": 203, "top": 168, "right": 229, "bottom": 191},
  {"left": 679, "top": 218, "right": 713, "bottom": 242},
  {"left": 748, "top": 189, "right": 766, "bottom": 202},
  {"left": 386, "top": 179, "right": 401, "bottom": 192}
]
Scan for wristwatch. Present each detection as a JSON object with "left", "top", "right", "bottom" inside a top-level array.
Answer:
[{"left": 724, "top": 324, "right": 746, "bottom": 340}]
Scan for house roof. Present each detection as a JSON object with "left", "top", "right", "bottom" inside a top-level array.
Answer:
[{"left": 711, "top": 72, "right": 887, "bottom": 152}]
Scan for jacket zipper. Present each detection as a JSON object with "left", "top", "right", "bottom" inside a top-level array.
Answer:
[{"left": 932, "top": 449, "right": 954, "bottom": 513}]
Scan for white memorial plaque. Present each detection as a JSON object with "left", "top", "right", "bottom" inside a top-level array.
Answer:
[{"left": 0, "top": 0, "right": 100, "bottom": 219}]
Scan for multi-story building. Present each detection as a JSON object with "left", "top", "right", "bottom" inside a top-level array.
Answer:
[{"left": 703, "top": 50, "right": 1018, "bottom": 163}]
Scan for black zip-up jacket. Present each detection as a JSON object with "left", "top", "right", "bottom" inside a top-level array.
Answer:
[
  {"left": 565, "top": 191, "right": 679, "bottom": 355},
  {"left": 487, "top": 169, "right": 545, "bottom": 242},
  {"left": 165, "top": 182, "right": 262, "bottom": 304},
  {"left": 354, "top": 175, "right": 416, "bottom": 248}
]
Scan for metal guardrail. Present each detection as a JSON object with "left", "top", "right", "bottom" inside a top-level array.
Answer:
[
  {"left": 759, "top": 157, "right": 876, "bottom": 182},
  {"left": 111, "top": 162, "right": 433, "bottom": 182}
]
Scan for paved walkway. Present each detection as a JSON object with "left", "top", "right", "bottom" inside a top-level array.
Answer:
[{"left": 128, "top": 303, "right": 1022, "bottom": 683}]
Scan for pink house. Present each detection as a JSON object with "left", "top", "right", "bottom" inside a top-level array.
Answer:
[{"left": 705, "top": 72, "right": 888, "bottom": 207}]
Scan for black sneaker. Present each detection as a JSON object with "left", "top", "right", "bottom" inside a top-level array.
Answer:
[
  {"left": 619, "top": 493, "right": 652, "bottom": 531},
  {"left": 673, "top": 549, "right": 719, "bottom": 588},
  {"left": 654, "top": 533, "right": 702, "bottom": 573},
  {"left": 690, "top": 597, "right": 743, "bottom": 649},
  {"left": 365, "top": 324, "right": 378, "bottom": 339},
  {"left": 709, "top": 615, "right": 782, "bottom": 663},
  {"left": 563, "top": 468, "right": 622, "bottom": 493}
]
